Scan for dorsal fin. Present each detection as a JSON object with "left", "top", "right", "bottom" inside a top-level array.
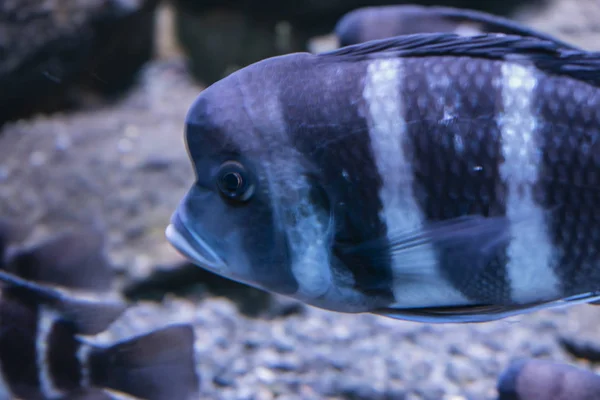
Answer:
[{"left": 320, "top": 33, "right": 600, "bottom": 88}]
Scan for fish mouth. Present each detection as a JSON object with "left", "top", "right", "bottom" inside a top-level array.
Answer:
[{"left": 165, "top": 210, "right": 225, "bottom": 272}]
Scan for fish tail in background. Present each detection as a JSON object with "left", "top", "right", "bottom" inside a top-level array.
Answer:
[
  {"left": 0, "top": 269, "right": 126, "bottom": 335},
  {"left": 3, "top": 227, "right": 115, "bottom": 291},
  {"left": 497, "top": 359, "right": 600, "bottom": 400},
  {"left": 334, "top": 5, "right": 577, "bottom": 49},
  {"left": 86, "top": 324, "right": 200, "bottom": 400}
]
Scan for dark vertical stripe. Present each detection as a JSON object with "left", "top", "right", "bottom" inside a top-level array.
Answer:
[
  {"left": 401, "top": 56, "right": 510, "bottom": 303},
  {"left": 47, "top": 319, "right": 83, "bottom": 392},
  {"left": 0, "top": 291, "right": 44, "bottom": 399},
  {"left": 278, "top": 57, "right": 394, "bottom": 301},
  {"left": 534, "top": 72, "right": 600, "bottom": 296}
]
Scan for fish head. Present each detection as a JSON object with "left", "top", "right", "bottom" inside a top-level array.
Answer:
[
  {"left": 167, "top": 56, "right": 394, "bottom": 313},
  {"left": 167, "top": 62, "right": 334, "bottom": 301}
]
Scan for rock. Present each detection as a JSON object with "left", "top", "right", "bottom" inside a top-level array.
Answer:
[
  {"left": 446, "top": 360, "right": 481, "bottom": 385},
  {"left": 76, "top": 0, "right": 159, "bottom": 95},
  {"left": 174, "top": 8, "right": 303, "bottom": 85},
  {"left": 0, "top": 0, "right": 159, "bottom": 125},
  {"left": 517, "top": 0, "right": 600, "bottom": 50},
  {"left": 557, "top": 305, "right": 600, "bottom": 362}
]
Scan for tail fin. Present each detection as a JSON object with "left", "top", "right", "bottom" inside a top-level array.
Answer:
[
  {"left": 4, "top": 228, "right": 114, "bottom": 291},
  {"left": 0, "top": 269, "right": 126, "bottom": 335},
  {"left": 87, "top": 324, "right": 200, "bottom": 400}
]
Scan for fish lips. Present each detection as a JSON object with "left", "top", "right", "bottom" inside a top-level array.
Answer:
[{"left": 166, "top": 209, "right": 226, "bottom": 273}]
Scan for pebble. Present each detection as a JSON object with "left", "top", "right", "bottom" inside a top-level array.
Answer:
[{"left": 445, "top": 360, "right": 480, "bottom": 385}]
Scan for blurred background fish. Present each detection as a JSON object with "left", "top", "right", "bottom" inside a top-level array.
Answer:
[
  {"left": 0, "top": 219, "right": 115, "bottom": 292},
  {"left": 334, "top": 5, "right": 578, "bottom": 48},
  {"left": 497, "top": 359, "right": 600, "bottom": 400},
  {"left": 0, "top": 221, "right": 200, "bottom": 400}
]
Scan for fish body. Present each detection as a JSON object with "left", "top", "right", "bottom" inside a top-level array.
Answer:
[
  {"left": 167, "top": 32, "right": 600, "bottom": 323},
  {"left": 0, "top": 223, "right": 200, "bottom": 399},
  {"left": 334, "top": 5, "right": 577, "bottom": 49}
]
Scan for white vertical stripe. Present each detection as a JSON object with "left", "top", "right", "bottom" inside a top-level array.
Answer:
[
  {"left": 499, "top": 62, "right": 560, "bottom": 303},
  {"left": 265, "top": 129, "right": 333, "bottom": 301},
  {"left": 363, "top": 58, "right": 470, "bottom": 307},
  {"left": 37, "top": 307, "right": 64, "bottom": 399},
  {"left": 77, "top": 343, "right": 93, "bottom": 388},
  {"left": 279, "top": 169, "right": 333, "bottom": 299}
]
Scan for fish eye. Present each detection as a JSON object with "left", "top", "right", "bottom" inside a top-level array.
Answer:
[{"left": 216, "top": 161, "right": 254, "bottom": 202}]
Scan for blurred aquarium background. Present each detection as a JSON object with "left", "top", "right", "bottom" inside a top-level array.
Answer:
[{"left": 1, "top": 0, "right": 600, "bottom": 399}]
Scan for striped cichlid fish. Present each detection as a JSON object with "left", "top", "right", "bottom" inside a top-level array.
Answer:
[{"left": 167, "top": 32, "right": 600, "bottom": 323}]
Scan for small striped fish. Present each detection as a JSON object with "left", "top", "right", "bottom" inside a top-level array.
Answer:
[{"left": 167, "top": 32, "right": 600, "bottom": 323}]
